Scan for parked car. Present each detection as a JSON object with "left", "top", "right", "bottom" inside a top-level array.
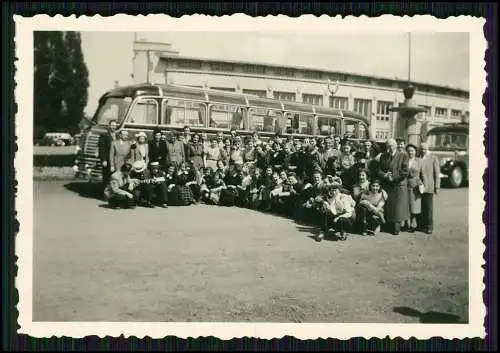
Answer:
[{"left": 38, "top": 132, "right": 74, "bottom": 146}]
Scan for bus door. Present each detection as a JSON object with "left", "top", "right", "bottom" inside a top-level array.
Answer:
[
  {"left": 285, "top": 111, "right": 316, "bottom": 135},
  {"left": 161, "top": 98, "right": 207, "bottom": 129},
  {"left": 247, "top": 107, "right": 283, "bottom": 134},
  {"left": 317, "top": 115, "right": 342, "bottom": 136},
  {"left": 208, "top": 103, "right": 246, "bottom": 131}
]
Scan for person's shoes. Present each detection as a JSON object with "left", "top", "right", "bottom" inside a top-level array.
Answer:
[
  {"left": 367, "top": 230, "right": 375, "bottom": 236},
  {"left": 425, "top": 229, "right": 433, "bottom": 235},
  {"left": 361, "top": 231, "right": 368, "bottom": 236},
  {"left": 401, "top": 224, "right": 409, "bottom": 232},
  {"left": 315, "top": 232, "right": 324, "bottom": 242},
  {"left": 112, "top": 206, "right": 120, "bottom": 210},
  {"left": 409, "top": 227, "right": 416, "bottom": 233},
  {"left": 161, "top": 203, "right": 168, "bottom": 208},
  {"left": 146, "top": 202, "right": 155, "bottom": 208},
  {"left": 339, "top": 232, "right": 347, "bottom": 241},
  {"left": 393, "top": 231, "right": 400, "bottom": 236}
]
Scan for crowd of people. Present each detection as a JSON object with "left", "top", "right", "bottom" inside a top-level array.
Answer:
[{"left": 98, "top": 120, "right": 441, "bottom": 242}]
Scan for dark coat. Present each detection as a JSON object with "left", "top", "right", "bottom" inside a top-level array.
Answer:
[
  {"left": 98, "top": 132, "right": 116, "bottom": 163},
  {"left": 375, "top": 151, "right": 410, "bottom": 223},
  {"left": 148, "top": 140, "right": 168, "bottom": 168}
]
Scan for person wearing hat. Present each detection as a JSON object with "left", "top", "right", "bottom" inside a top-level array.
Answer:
[
  {"left": 146, "top": 161, "right": 169, "bottom": 208},
  {"left": 357, "top": 179, "right": 387, "bottom": 236},
  {"left": 419, "top": 142, "right": 440, "bottom": 234},
  {"left": 129, "top": 160, "right": 155, "bottom": 208},
  {"left": 109, "top": 129, "right": 133, "bottom": 174},
  {"left": 149, "top": 127, "right": 168, "bottom": 170},
  {"left": 316, "top": 182, "right": 356, "bottom": 242},
  {"left": 403, "top": 143, "right": 424, "bottom": 232},
  {"left": 374, "top": 138, "right": 410, "bottom": 235},
  {"left": 129, "top": 131, "right": 150, "bottom": 166},
  {"left": 104, "top": 163, "right": 137, "bottom": 209}
]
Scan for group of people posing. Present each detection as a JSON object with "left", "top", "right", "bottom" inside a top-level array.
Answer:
[{"left": 98, "top": 120, "right": 441, "bottom": 242}]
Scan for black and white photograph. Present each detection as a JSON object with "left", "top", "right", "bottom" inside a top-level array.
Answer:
[{"left": 15, "top": 15, "right": 486, "bottom": 339}]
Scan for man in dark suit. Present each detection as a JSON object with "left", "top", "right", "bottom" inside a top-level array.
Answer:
[
  {"left": 98, "top": 119, "right": 118, "bottom": 192},
  {"left": 148, "top": 126, "right": 168, "bottom": 170},
  {"left": 375, "top": 138, "right": 410, "bottom": 235}
]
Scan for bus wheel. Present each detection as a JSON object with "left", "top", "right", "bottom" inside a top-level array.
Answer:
[{"left": 449, "top": 166, "right": 464, "bottom": 188}]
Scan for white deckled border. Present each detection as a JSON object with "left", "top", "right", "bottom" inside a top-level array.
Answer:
[{"left": 14, "top": 14, "right": 487, "bottom": 340}]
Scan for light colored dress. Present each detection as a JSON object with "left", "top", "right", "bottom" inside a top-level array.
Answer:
[
  {"left": 204, "top": 145, "right": 221, "bottom": 171},
  {"left": 407, "top": 157, "right": 423, "bottom": 215}
]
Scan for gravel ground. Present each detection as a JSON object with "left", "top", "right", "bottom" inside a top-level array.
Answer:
[{"left": 33, "top": 180, "right": 469, "bottom": 323}]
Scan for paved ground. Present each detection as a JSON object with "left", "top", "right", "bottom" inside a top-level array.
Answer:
[{"left": 33, "top": 180, "right": 469, "bottom": 323}]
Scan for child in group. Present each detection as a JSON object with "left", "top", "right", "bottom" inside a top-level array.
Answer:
[
  {"left": 203, "top": 171, "right": 227, "bottom": 205},
  {"left": 357, "top": 179, "right": 387, "bottom": 236},
  {"left": 248, "top": 168, "right": 264, "bottom": 210},
  {"left": 316, "top": 182, "right": 356, "bottom": 242}
]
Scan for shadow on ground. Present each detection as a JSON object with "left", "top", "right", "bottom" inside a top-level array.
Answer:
[
  {"left": 393, "top": 306, "right": 465, "bottom": 324},
  {"left": 64, "top": 182, "right": 103, "bottom": 200}
]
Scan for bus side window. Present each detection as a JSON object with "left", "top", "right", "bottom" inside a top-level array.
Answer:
[
  {"left": 127, "top": 98, "right": 158, "bottom": 125},
  {"left": 162, "top": 99, "right": 206, "bottom": 127},
  {"left": 317, "top": 116, "right": 340, "bottom": 136},
  {"left": 209, "top": 104, "right": 244, "bottom": 130},
  {"left": 248, "top": 108, "right": 282, "bottom": 133}
]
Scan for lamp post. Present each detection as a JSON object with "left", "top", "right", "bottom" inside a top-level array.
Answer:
[
  {"left": 389, "top": 32, "right": 426, "bottom": 146},
  {"left": 327, "top": 79, "right": 340, "bottom": 104}
]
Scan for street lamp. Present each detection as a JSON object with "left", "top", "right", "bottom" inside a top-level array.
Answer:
[{"left": 327, "top": 79, "right": 340, "bottom": 97}]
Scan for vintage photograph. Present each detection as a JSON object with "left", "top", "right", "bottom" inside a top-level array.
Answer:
[{"left": 16, "top": 15, "right": 486, "bottom": 339}]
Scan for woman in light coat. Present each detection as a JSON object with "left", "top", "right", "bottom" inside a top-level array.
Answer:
[
  {"left": 404, "top": 144, "right": 423, "bottom": 232},
  {"left": 109, "top": 130, "right": 133, "bottom": 173},
  {"left": 129, "top": 132, "right": 149, "bottom": 166}
]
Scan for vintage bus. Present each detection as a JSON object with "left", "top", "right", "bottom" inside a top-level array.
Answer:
[
  {"left": 425, "top": 120, "right": 469, "bottom": 188},
  {"left": 74, "top": 83, "right": 371, "bottom": 182}
]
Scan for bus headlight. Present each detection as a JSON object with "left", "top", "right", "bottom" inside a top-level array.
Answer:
[
  {"left": 72, "top": 165, "right": 79, "bottom": 173},
  {"left": 440, "top": 158, "right": 452, "bottom": 167}
]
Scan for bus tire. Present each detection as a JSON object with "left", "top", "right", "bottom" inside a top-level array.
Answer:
[{"left": 449, "top": 166, "right": 464, "bottom": 188}]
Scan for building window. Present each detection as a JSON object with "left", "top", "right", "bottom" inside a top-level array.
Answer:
[
  {"left": 304, "top": 71, "right": 323, "bottom": 80},
  {"left": 350, "top": 76, "right": 371, "bottom": 85},
  {"left": 329, "top": 73, "right": 348, "bottom": 82},
  {"left": 243, "top": 65, "right": 266, "bottom": 75},
  {"left": 435, "top": 107, "right": 448, "bottom": 118},
  {"left": 376, "top": 101, "right": 393, "bottom": 121},
  {"left": 451, "top": 109, "right": 462, "bottom": 119},
  {"left": 329, "top": 96, "right": 348, "bottom": 110},
  {"left": 353, "top": 98, "right": 372, "bottom": 118},
  {"left": 209, "top": 62, "right": 235, "bottom": 72},
  {"left": 375, "top": 129, "right": 391, "bottom": 140},
  {"left": 273, "top": 91, "right": 296, "bottom": 102},
  {"left": 302, "top": 93, "right": 323, "bottom": 106},
  {"left": 274, "top": 68, "right": 295, "bottom": 77},
  {"left": 242, "top": 89, "right": 267, "bottom": 98},
  {"left": 210, "top": 87, "right": 236, "bottom": 92},
  {"left": 176, "top": 60, "right": 202, "bottom": 70}
]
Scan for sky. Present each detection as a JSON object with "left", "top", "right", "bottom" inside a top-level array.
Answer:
[{"left": 80, "top": 31, "right": 469, "bottom": 116}]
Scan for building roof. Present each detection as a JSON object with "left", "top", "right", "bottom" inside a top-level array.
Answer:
[{"left": 160, "top": 54, "right": 469, "bottom": 96}]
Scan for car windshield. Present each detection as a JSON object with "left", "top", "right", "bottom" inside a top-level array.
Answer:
[
  {"left": 426, "top": 132, "right": 468, "bottom": 149},
  {"left": 93, "top": 97, "right": 132, "bottom": 126}
]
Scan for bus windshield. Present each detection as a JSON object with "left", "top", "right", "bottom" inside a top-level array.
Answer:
[
  {"left": 426, "top": 132, "right": 468, "bottom": 149},
  {"left": 93, "top": 97, "right": 132, "bottom": 126}
]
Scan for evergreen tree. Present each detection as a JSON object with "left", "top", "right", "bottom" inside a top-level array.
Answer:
[
  {"left": 33, "top": 30, "right": 89, "bottom": 139},
  {"left": 63, "top": 31, "right": 89, "bottom": 134}
]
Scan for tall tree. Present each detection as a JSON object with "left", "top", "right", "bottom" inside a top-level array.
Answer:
[
  {"left": 34, "top": 31, "right": 61, "bottom": 138},
  {"left": 33, "top": 31, "right": 89, "bottom": 139},
  {"left": 63, "top": 31, "right": 89, "bottom": 134}
]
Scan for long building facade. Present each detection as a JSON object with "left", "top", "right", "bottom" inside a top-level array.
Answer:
[{"left": 133, "top": 40, "right": 469, "bottom": 141}]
